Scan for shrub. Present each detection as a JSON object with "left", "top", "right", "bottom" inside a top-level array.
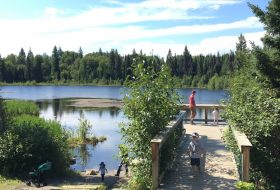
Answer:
[
  {"left": 0, "top": 96, "right": 8, "bottom": 133},
  {"left": 223, "top": 127, "right": 241, "bottom": 176},
  {"left": 236, "top": 181, "right": 255, "bottom": 190},
  {"left": 120, "top": 61, "right": 179, "bottom": 189},
  {"left": 0, "top": 115, "right": 70, "bottom": 176},
  {"left": 78, "top": 117, "right": 92, "bottom": 144}
]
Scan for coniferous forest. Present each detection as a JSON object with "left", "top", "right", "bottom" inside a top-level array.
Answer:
[{"left": 0, "top": 39, "right": 246, "bottom": 89}]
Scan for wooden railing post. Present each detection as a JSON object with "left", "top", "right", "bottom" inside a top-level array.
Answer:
[
  {"left": 205, "top": 107, "right": 208, "bottom": 124},
  {"left": 151, "top": 142, "right": 159, "bottom": 190},
  {"left": 232, "top": 127, "right": 252, "bottom": 182},
  {"left": 241, "top": 146, "right": 251, "bottom": 182}
]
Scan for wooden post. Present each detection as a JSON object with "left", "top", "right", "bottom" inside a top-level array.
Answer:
[
  {"left": 241, "top": 146, "right": 251, "bottom": 182},
  {"left": 152, "top": 142, "right": 159, "bottom": 190},
  {"left": 205, "top": 107, "right": 208, "bottom": 124},
  {"left": 232, "top": 127, "right": 252, "bottom": 182}
]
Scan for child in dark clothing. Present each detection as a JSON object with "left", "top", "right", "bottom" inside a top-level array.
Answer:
[{"left": 98, "top": 162, "right": 108, "bottom": 181}]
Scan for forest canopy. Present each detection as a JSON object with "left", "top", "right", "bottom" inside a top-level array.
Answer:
[{"left": 0, "top": 45, "right": 241, "bottom": 89}]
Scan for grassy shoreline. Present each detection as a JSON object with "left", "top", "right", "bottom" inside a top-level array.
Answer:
[{"left": 0, "top": 81, "right": 211, "bottom": 89}]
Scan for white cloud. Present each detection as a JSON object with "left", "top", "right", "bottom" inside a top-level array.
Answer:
[
  {"left": 44, "top": 7, "right": 67, "bottom": 17},
  {"left": 0, "top": 0, "right": 262, "bottom": 58},
  {"left": 117, "top": 31, "right": 265, "bottom": 58},
  {"left": 0, "top": 13, "right": 263, "bottom": 56},
  {"left": 210, "top": 4, "right": 221, "bottom": 10},
  {"left": 186, "top": 31, "right": 265, "bottom": 56}
]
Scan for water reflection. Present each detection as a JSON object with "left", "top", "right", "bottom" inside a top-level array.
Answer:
[
  {"left": 1, "top": 86, "right": 227, "bottom": 171},
  {"left": 37, "top": 99, "right": 123, "bottom": 171},
  {"left": 78, "top": 144, "right": 91, "bottom": 170}
]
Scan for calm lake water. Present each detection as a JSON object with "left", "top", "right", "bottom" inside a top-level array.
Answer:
[{"left": 0, "top": 85, "right": 228, "bottom": 171}]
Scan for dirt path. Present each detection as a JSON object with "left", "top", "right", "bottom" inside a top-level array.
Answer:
[{"left": 14, "top": 171, "right": 128, "bottom": 190}]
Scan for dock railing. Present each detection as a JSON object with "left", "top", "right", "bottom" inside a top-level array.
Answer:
[
  {"left": 231, "top": 126, "right": 252, "bottom": 182},
  {"left": 151, "top": 111, "right": 186, "bottom": 190},
  {"left": 181, "top": 104, "right": 226, "bottom": 124}
]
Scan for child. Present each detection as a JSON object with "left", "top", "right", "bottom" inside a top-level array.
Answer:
[
  {"left": 212, "top": 107, "right": 219, "bottom": 125},
  {"left": 98, "top": 162, "right": 108, "bottom": 181},
  {"left": 188, "top": 132, "right": 205, "bottom": 176}
]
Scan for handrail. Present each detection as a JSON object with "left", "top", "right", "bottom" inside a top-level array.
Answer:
[
  {"left": 231, "top": 126, "right": 252, "bottom": 182},
  {"left": 151, "top": 111, "right": 186, "bottom": 190},
  {"left": 181, "top": 104, "right": 226, "bottom": 124}
]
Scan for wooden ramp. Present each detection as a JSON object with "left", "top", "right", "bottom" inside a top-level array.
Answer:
[{"left": 159, "top": 124, "right": 238, "bottom": 190}]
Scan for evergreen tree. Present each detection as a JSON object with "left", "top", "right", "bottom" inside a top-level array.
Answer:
[
  {"left": 249, "top": 1, "right": 280, "bottom": 92},
  {"left": 109, "top": 49, "right": 116, "bottom": 80},
  {"left": 26, "top": 49, "right": 34, "bottom": 81},
  {"left": 17, "top": 48, "right": 26, "bottom": 65},
  {"left": 166, "top": 49, "right": 175, "bottom": 76},
  {"left": 78, "top": 47, "right": 83, "bottom": 58},
  {"left": 33, "top": 55, "right": 43, "bottom": 82},
  {"left": 98, "top": 48, "right": 103, "bottom": 55},
  {"left": 42, "top": 54, "right": 52, "bottom": 81},
  {"left": 16, "top": 48, "right": 27, "bottom": 81},
  {"left": 235, "top": 34, "right": 249, "bottom": 70},
  {"left": 52, "top": 46, "right": 60, "bottom": 80},
  {"left": 183, "top": 46, "right": 192, "bottom": 76},
  {"left": 3, "top": 54, "right": 16, "bottom": 82}
]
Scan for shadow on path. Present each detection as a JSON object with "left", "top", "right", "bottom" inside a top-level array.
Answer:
[{"left": 159, "top": 125, "right": 237, "bottom": 190}]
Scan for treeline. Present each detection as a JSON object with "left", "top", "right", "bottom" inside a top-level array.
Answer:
[{"left": 0, "top": 44, "right": 240, "bottom": 89}]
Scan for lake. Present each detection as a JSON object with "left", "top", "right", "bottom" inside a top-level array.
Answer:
[{"left": 0, "top": 85, "right": 228, "bottom": 171}]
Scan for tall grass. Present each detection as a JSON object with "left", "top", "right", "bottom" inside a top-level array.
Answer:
[{"left": 5, "top": 100, "right": 39, "bottom": 116}]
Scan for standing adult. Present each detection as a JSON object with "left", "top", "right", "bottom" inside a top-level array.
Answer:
[{"left": 189, "top": 90, "right": 196, "bottom": 124}]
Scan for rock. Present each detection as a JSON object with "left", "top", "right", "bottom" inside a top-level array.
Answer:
[{"left": 85, "top": 169, "right": 98, "bottom": 175}]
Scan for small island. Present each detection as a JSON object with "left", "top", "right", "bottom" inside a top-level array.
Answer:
[{"left": 67, "top": 98, "right": 124, "bottom": 109}]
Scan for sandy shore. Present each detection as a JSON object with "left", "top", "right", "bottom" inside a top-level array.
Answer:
[{"left": 67, "top": 98, "right": 124, "bottom": 108}]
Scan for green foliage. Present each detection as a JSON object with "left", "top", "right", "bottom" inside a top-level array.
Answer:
[
  {"left": 159, "top": 121, "right": 183, "bottom": 174},
  {"left": 249, "top": 0, "right": 280, "bottom": 92},
  {"left": 68, "top": 117, "right": 107, "bottom": 147},
  {"left": 120, "top": 59, "right": 180, "bottom": 190},
  {"left": 0, "top": 45, "right": 237, "bottom": 89},
  {"left": 236, "top": 181, "right": 255, "bottom": 190},
  {"left": 0, "top": 115, "right": 70, "bottom": 176},
  {"left": 224, "top": 6, "right": 280, "bottom": 186},
  {"left": 207, "top": 74, "right": 230, "bottom": 89},
  {"left": 5, "top": 100, "right": 39, "bottom": 116},
  {"left": 223, "top": 127, "right": 241, "bottom": 176},
  {"left": 78, "top": 116, "right": 92, "bottom": 144},
  {"left": 0, "top": 95, "right": 8, "bottom": 133}
]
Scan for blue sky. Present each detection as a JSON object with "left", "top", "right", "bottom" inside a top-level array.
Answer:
[{"left": 0, "top": 0, "right": 268, "bottom": 58}]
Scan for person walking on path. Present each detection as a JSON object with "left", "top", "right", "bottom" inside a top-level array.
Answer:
[
  {"left": 189, "top": 90, "right": 196, "bottom": 124},
  {"left": 212, "top": 107, "right": 219, "bottom": 125},
  {"left": 98, "top": 162, "right": 108, "bottom": 181},
  {"left": 188, "top": 132, "right": 205, "bottom": 177}
]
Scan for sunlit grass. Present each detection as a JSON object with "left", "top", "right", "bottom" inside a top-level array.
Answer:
[{"left": 0, "top": 176, "right": 22, "bottom": 190}]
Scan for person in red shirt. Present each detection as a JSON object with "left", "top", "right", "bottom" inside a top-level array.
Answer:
[{"left": 189, "top": 90, "right": 196, "bottom": 124}]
